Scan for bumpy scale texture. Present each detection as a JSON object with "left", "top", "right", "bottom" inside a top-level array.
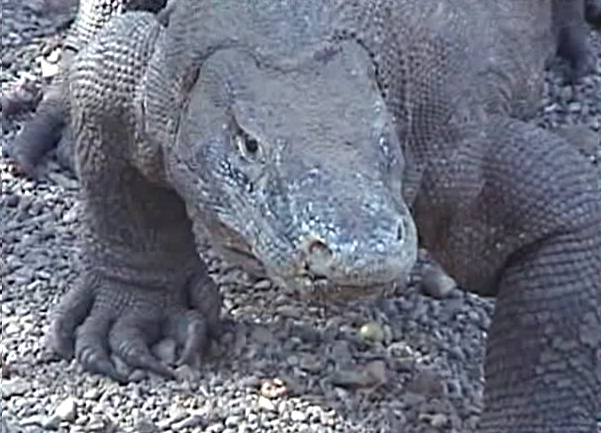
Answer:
[
  {"left": 7, "top": 0, "right": 169, "bottom": 173},
  {"left": 9, "top": 1, "right": 601, "bottom": 432}
]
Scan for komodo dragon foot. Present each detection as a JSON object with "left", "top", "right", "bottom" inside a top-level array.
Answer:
[{"left": 47, "top": 263, "right": 221, "bottom": 383}]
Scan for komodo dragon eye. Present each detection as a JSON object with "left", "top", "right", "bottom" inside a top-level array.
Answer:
[{"left": 235, "top": 127, "right": 263, "bottom": 161}]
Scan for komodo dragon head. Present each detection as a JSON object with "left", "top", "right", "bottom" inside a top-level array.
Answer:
[{"left": 168, "top": 40, "right": 418, "bottom": 300}]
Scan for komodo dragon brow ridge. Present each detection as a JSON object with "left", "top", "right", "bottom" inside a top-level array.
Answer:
[{"left": 8, "top": 0, "right": 601, "bottom": 432}]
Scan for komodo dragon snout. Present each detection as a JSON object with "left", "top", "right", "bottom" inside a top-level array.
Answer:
[{"left": 168, "top": 42, "right": 418, "bottom": 300}]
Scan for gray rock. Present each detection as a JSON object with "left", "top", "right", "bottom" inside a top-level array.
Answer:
[
  {"left": 2, "top": 379, "right": 31, "bottom": 398},
  {"left": 171, "top": 413, "right": 204, "bottom": 430}
]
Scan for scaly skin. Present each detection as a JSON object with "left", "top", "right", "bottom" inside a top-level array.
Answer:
[
  {"left": 47, "top": 14, "right": 222, "bottom": 382},
  {"left": 6, "top": 0, "right": 169, "bottom": 175},
  {"left": 10, "top": 0, "right": 601, "bottom": 432},
  {"left": 6, "top": 0, "right": 597, "bottom": 174}
]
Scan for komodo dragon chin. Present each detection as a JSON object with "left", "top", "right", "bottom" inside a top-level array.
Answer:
[{"left": 167, "top": 43, "right": 419, "bottom": 300}]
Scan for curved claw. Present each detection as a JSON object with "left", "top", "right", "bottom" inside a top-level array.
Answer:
[
  {"left": 109, "top": 322, "right": 176, "bottom": 379},
  {"left": 171, "top": 311, "right": 209, "bottom": 368},
  {"left": 75, "top": 316, "right": 128, "bottom": 383},
  {"left": 9, "top": 94, "right": 67, "bottom": 176},
  {"left": 55, "top": 128, "right": 76, "bottom": 173},
  {"left": 47, "top": 261, "right": 221, "bottom": 383},
  {"left": 47, "top": 280, "right": 96, "bottom": 360}
]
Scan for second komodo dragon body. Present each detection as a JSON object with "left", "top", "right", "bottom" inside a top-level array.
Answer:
[{"left": 13, "top": 1, "right": 601, "bottom": 432}]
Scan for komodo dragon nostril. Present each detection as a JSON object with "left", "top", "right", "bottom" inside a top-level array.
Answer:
[
  {"left": 299, "top": 235, "right": 334, "bottom": 276},
  {"left": 306, "top": 237, "right": 333, "bottom": 261},
  {"left": 396, "top": 220, "right": 406, "bottom": 242}
]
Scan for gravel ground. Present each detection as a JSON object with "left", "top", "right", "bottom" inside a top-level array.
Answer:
[{"left": 2, "top": 2, "right": 600, "bottom": 432}]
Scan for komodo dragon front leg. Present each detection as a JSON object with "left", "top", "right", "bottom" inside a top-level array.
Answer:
[
  {"left": 412, "top": 114, "right": 601, "bottom": 431},
  {"left": 483, "top": 124, "right": 601, "bottom": 432},
  {"left": 46, "top": 12, "right": 222, "bottom": 382},
  {"left": 7, "top": 0, "right": 170, "bottom": 176}
]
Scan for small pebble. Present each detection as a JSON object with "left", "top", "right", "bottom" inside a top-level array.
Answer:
[
  {"left": 290, "top": 411, "right": 306, "bottom": 422},
  {"left": 171, "top": 413, "right": 204, "bottom": 430},
  {"left": 257, "top": 396, "right": 277, "bottom": 412},
  {"left": 358, "top": 321, "right": 385, "bottom": 344},
  {"left": 2, "top": 378, "right": 31, "bottom": 398},
  {"left": 54, "top": 397, "right": 77, "bottom": 422}
]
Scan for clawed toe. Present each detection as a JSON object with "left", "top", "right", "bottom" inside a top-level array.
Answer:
[
  {"left": 47, "top": 279, "right": 96, "bottom": 360},
  {"left": 74, "top": 315, "right": 128, "bottom": 382},
  {"left": 171, "top": 311, "right": 210, "bottom": 368},
  {"left": 109, "top": 322, "right": 175, "bottom": 379},
  {"left": 47, "top": 276, "right": 219, "bottom": 383}
]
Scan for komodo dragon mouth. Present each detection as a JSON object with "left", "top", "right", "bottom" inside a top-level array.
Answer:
[
  {"left": 285, "top": 274, "right": 407, "bottom": 302},
  {"left": 221, "top": 242, "right": 408, "bottom": 302},
  {"left": 205, "top": 218, "right": 415, "bottom": 303}
]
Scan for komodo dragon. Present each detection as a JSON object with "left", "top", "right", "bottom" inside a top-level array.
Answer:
[
  {"left": 4, "top": 0, "right": 175, "bottom": 174},
  {"left": 6, "top": 0, "right": 600, "bottom": 173},
  {"left": 9, "top": 0, "right": 601, "bottom": 432}
]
